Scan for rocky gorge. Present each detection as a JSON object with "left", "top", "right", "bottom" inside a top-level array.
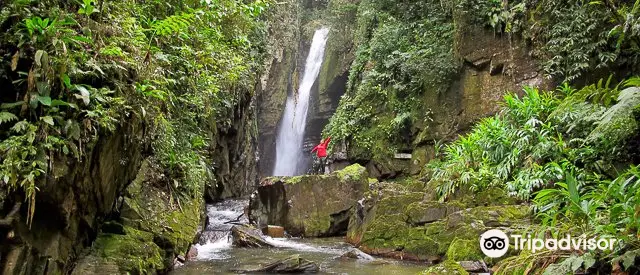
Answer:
[{"left": 2, "top": 0, "right": 640, "bottom": 274}]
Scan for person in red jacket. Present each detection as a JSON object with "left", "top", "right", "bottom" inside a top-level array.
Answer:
[{"left": 311, "top": 136, "right": 331, "bottom": 174}]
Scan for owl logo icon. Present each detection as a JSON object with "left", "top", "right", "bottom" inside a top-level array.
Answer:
[{"left": 480, "top": 229, "right": 509, "bottom": 258}]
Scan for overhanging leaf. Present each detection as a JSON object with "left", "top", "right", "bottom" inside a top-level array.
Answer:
[
  {"left": 61, "top": 74, "right": 72, "bottom": 88},
  {"left": 40, "top": 116, "right": 54, "bottom": 126},
  {"left": 35, "top": 50, "right": 44, "bottom": 67},
  {"left": 11, "top": 120, "right": 29, "bottom": 133},
  {"left": 1, "top": 101, "right": 25, "bottom": 109},
  {"left": 51, "top": 99, "right": 70, "bottom": 107},
  {"left": 37, "top": 95, "right": 52, "bottom": 106},
  {"left": 74, "top": 86, "right": 91, "bottom": 105}
]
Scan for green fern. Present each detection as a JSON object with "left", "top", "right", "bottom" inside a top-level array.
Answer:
[
  {"left": 587, "top": 86, "right": 640, "bottom": 151},
  {"left": 151, "top": 12, "right": 195, "bottom": 37},
  {"left": 0, "top": 112, "right": 18, "bottom": 125}
]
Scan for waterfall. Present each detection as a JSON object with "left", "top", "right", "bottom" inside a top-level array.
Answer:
[{"left": 272, "top": 27, "right": 330, "bottom": 176}]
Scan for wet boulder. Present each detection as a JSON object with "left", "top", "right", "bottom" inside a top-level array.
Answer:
[
  {"left": 248, "top": 164, "right": 369, "bottom": 237},
  {"left": 340, "top": 248, "right": 375, "bottom": 261},
  {"left": 231, "top": 224, "right": 274, "bottom": 248},
  {"left": 238, "top": 254, "right": 320, "bottom": 273},
  {"left": 458, "top": 261, "right": 489, "bottom": 273}
]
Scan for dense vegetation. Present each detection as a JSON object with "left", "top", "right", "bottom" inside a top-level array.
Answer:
[
  {"left": 321, "top": 0, "right": 640, "bottom": 272},
  {"left": 325, "top": 0, "right": 640, "bottom": 161},
  {"left": 427, "top": 79, "right": 640, "bottom": 273},
  {"left": 458, "top": 0, "right": 640, "bottom": 82},
  {"left": 0, "top": 0, "right": 269, "bottom": 224},
  {"left": 324, "top": 0, "right": 457, "bottom": 161}
]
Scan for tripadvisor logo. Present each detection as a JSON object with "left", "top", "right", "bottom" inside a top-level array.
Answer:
[
  {"left": 480, "top": 229, "right": 509, "bottom": 258},
  {"left": 480, "top": 229, "right": 618, "bottom": 258}
]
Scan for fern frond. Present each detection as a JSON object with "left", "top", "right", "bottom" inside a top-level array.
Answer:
[
  {"left": 0, "top": 112, "right": 18, "bottom": 125},
  {"left": 152, "top": 12, "right": 196, "bottom": 37}
]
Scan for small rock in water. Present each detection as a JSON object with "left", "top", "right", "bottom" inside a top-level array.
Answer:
[
  {"left": 263, "top": 225, "right": 285, "bottom": 238},
  {"left": 234, "top": 254, "right": 320, "bottom": 273},
  {"left": 173, "top": 257, "right": 184, "bottom": 268},
  {"left": 231, "top": 224, "right": 274, "bottom": 248},
  {"left": 458, "top": 260, "right": 489, "bottom": 273},
  {"left": 186, "top": 246, "right": 198, "bottom": 261},
  {"left": 340, "top": 248, "right": 375, "bottom": 261}
]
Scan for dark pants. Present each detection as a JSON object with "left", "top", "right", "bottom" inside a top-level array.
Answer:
[{"left": 312, "top": 156, "right": 326, "bottom": 174}]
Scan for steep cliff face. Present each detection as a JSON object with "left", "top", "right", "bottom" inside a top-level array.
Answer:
[
  {"left": 257, "top": 0, "right": 302, "bottom": 177},
  {"left": 0, "top": 0, "right": 269, "bottom": 273},
  {"left": 1, "top": 118, "right": 146, "bottom": 274},
  {"left": 304, "top": 4, "right": 357, "bottom": 164},
  {"left": 206, "top": 89, "right": 260, "bottom": 201},
  {"left": 408, "top": 19, "right": 552, "bottom": 174},
  {"left": 0, "top": 91, "right": 260, "bottom": 274}
]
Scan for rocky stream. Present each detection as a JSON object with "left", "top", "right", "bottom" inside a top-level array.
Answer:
[{"left": 172, "top": 200, "right": 426, "bottom": 275}]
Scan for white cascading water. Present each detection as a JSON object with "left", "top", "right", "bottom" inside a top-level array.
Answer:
[
  {"left": 272, "top": 27, "right": 330, "bottom": 176},
  {"left": 194, "top": 200, "right": 334, "bottom": 261}
]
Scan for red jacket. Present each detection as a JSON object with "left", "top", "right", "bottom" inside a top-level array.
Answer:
[{"left": 311, "top": 136, "right": 331, "bottom": 158}]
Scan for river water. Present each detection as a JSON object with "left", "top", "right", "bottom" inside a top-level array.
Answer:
[{"left": 171, "top": 200, "right": 427, "bottom": 275}]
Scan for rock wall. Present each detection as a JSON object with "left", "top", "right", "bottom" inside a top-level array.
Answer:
[
  {"left": 257, "top": 0, "right": 302, "bottom": 177},
  {"left": 73, "top": 159, "right": 205, "bottom": 274},
  {"left": 206, "top": 89, "right": 260, "bottom": 201},
  {"left": 369, "top": 16, "right": 553, "bottom": 177},
  {"left": 1, "top": 117, "right": 146, "bottom": 274}
]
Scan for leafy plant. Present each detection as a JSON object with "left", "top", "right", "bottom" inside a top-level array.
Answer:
[{"left": 77, "top": 0, "right": 98, "bottom": 17}]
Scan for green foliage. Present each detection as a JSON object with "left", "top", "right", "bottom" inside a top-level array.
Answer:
[
  {"left": 428, "top": 78, "right": 640, "bottom": 268},
  {"left": 430, "top": 87, "right": 561, "bottom": 200},
  {"left": 324, "top": 0, "right": 456, "bottom": 161},
  {"left": 0, "top": 0, "right": 270, "bottom": 224},
  {"left": 77, "top": 0, "right": 98, "bottom": 17},
  {"left": 150, "top": 12, "right": 195, "bottom": 37},
  {"left": 456, "top": 0, "right": 640, "bottom": 82}
]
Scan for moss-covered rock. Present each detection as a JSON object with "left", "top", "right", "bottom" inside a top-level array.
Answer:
[
  {"left": 347, "top": 180, "right": 531, "bottom": 263},
  {"left": 453, "top": 186, "right": 519, "bottom": 207},
  {"left": 89, "top": 227, "right": 164, "bottom": 274},
  {"left": 446, "top": 238, "right": 483, "bottom": 261},
  {"left": 74, "top": 159, "right": 205, "bottom": 274},
  {"left": 249, "top": 164, "right": 368, "bottom": 237},
  {"left": 119, "top": 160, "right": 204, "bottom": 260},
  {"left": 420, "top": 260, "right": 469, "bottom": 275}
]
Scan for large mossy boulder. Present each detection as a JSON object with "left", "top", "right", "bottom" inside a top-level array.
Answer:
[
  {"left": 73, "top": 227, "right": 164, "bottom": 274},
  {"left": 118, "top": 160, "right": 205, "bottom": 258},
  {"left": 248, "top": 164, "right": 368, "bottom": 237},
  {"left": 347, "top": 180, "right": 531, "bottom": 263},
  {"left": 74, "top": 159, "right": 205, "bottom": 274}
]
